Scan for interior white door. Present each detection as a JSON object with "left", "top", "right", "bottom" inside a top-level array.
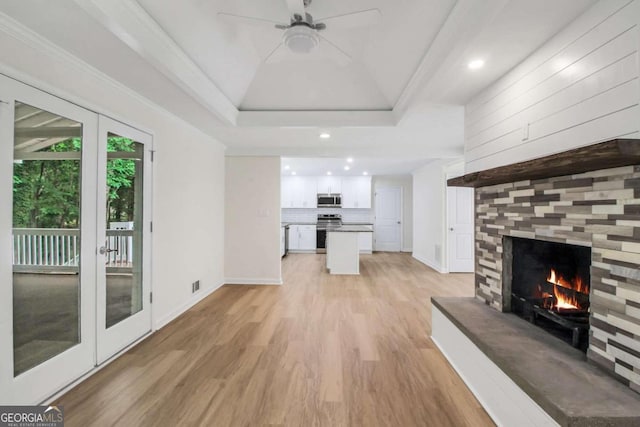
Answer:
[
  {"left": 447, "top": 187, "right": 475, "bottom": 272},
  {"left": 0, "top": 75, "right": 97, "bottom": 404},
  {"left": 96, "top": 116, "right": 152, "bottom": 364},
  {"left": 374, "top": 187, "right": 402, "bottom": 252}
]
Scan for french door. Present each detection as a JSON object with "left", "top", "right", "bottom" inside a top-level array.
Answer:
[
  {"left": 96, "top": 116, "right": 152, "bottom": 364},
  {"left": 0, "top": 75, "right": 152, "bottom": 404}
]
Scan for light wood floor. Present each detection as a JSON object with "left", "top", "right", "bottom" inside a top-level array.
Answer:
[{"left": 55, "top": 253, "right": 494, "bottom": 426}]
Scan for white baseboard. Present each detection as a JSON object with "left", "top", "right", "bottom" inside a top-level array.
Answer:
[
  {"left": 154, "top": 281, "right": 224, "bottom": 330},
  {"left": 224, "top": 278, "right": 283, "bottom": 285},
  {"left": 402, "top": 247, "right": 413, "bottom": 253},
  {"left": 431, "top": 306, "right": 559, "bottom": 427},
  {"left": 412, "top": 253, "right": 447, "bottom": 273}
]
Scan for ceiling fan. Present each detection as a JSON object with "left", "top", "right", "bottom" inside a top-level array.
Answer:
[{"left": 218, "top": 0, "right": 381, "bottom": 66}]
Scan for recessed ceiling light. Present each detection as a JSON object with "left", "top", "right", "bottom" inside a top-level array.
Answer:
[
  {"left": 468, "top": 59, "right": 485, "bottom": 70},
  {"left": 284, "top": 165, "right": 290, "bottom": 170},
  {"left": 347, "top": 157, "right": 353, "bottom": 163},
  {"left": 344, "top": 166, "right": 350, "bottom": 171},
  {"left": 327, "top": 171, "right": 332, "bottom": 175},
  {"left": 291, "top": 171, "right": 297, "bottom": 175},
  {"left": 319, "top": 132, "right": 331, "bottom": 139},
  {"left": 363, "top": 171, "right": 368, "bottom": 176}
]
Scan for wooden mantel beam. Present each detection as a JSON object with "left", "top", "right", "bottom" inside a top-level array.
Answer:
[{"left": 448, "top": 139, "right": 640, "bottom": 188}]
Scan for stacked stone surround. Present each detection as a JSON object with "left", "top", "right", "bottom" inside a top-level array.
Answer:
[{"left": 474, "top": 165, "right": 640, "bottom": 392}]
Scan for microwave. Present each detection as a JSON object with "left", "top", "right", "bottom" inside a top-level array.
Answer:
[{"left": 317, "top": 194, "right": 341, "bottom": 208}]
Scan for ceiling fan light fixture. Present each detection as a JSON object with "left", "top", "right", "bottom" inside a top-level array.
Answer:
[{"left": 283, "top": 25, "right": 319, "bottom": 54}]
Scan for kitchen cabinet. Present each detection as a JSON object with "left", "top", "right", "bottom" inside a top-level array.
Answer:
[
  {"left": 317, "top": 176, "right": 342, "bottom": 194},
  {"left": 282, "top": 177, "right": 317, "bottom": 208},
  {"left": 288, "top": 224, "right": 317, "bottom": 252},
  {"left": 341, "top": 176, "right": 371, "bottom": 209}
]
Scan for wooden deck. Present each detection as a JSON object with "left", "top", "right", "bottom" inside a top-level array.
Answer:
[{"left": 55, "top": 253, "right": 494, "bottom": 426}]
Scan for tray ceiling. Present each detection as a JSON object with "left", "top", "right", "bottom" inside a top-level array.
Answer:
[{"left": 0, "top": 0, "right": 598, "bottom": 173}]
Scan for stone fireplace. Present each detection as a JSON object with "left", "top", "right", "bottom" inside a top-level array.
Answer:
[{"left": 448, "top": 139, "right": 640, "bottom": 394}]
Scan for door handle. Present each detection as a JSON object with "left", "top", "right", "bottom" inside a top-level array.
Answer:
[
  {"left": 99, "top": 246, "right": 118, "bottom": 255},
  {"left": 397, "top": 221, "right": 401, "bottom": 224},
  {"left": 449, "top": 227, "right": 454, "bottom": 231}
]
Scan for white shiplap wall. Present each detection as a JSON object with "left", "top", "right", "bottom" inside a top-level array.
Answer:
[{"left": 464, "top": 0, "right": 640, "bottom": 172}]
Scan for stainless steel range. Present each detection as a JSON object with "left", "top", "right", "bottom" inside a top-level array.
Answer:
[{"left": 316, "top": 214, "right": 342, "bottom": 253}]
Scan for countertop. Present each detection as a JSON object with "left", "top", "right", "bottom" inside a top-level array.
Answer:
[
  {"left": 327, "top": 225, "right": 373, "bottom": 233},
  {"left": 281, "top": 222, "right": 316, "bottom": 226}
]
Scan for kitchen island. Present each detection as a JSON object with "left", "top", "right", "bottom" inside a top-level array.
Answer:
[{"left": 326, "top": 225, "right": 373, "bottom": 275}]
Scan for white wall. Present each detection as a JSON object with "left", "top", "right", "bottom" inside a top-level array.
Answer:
[
  {"left": 225, "top": 157, "right": 282, "bottom": 285},
  {"left": 372, "top": 175, "right": 413, "bottom": 251},
  {"left": 412, "top": 161, "right": 447, "bottom": 272},
  {"left": 465, "top": 0, "right": 640, "bottom": 172},
  {"left": 0, "top": 24, "right": 226, "bottom": 329}
]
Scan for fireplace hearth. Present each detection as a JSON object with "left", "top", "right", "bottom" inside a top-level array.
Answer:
[{"left": 505, "top": 237, "right": 591, "bottom": 351}]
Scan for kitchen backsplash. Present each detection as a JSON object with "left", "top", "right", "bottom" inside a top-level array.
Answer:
[{"left": 282, "top": 208, "right": 373, "bottom": 223}]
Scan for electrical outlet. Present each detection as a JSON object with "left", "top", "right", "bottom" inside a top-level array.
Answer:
[
  {"left": 192, "top": 280, "right": 200, "bottom": 293},
  {"left": 195, "top": 280, "right": 200, "bottom": 291}
]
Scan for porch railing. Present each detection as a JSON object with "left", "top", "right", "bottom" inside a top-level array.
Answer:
[
  {"left": 13, "top": 228, "right": 79, "bottom": 272},
  {"left": 106, "top": 229, "right": 134, "bottom": 267},
  {"left": 12, "top": 228, "right": 134, "bottom": 272}
]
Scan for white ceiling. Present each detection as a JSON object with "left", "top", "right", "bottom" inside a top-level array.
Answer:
[
  {"left": 0, "top": 0, "right": 597, "bottom": 175},
  {"left": 136, "top": 0, "right": 457, "bottom": 110}
]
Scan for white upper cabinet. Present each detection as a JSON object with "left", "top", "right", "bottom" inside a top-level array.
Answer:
[
  {"left": 317, "top": 176, "right": 342, "bottom": 194},
  {"left": 281, "top": 176, "right": 295, "bottom": 208},
  {"left": 283, "top": 176, "right": 370, "bottom": 209},
  {"left": 281, "top": 176, "right": 317, "bottom": 208},
  {"left": 341, "top": 176, "right": 371, "bottom": 209}
]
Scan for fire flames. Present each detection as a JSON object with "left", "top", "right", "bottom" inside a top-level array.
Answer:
[{"left": 546, "top": 269, "right": 589, "bottom": 310}]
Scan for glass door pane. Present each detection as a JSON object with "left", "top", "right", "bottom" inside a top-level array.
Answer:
[
  {"left": 96, "top": 116, "right": 151, "bottom": 364},
  {"left": 1, "top": 75, "right": 97, "bottom": 405},
  {"left": 12, "top": 102, "right": 82, "bottom": 376},
  {"left": 105, "top": 134, "right": 144, "bottom": 328}
]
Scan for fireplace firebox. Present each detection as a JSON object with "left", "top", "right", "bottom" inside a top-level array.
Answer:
[{"left": 504, "top": 237, "right": 591, "bottom": 352}]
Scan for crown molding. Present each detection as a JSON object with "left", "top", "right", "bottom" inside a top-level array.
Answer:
[
  {"left": 393, "top": 0, "right": 510, "bottom": 118},
  {"left": 74, "top": 0, "right": 239, "bottom": 126},
  {"left": 0, "top": 9, "right": 221, "bottom": 144}
]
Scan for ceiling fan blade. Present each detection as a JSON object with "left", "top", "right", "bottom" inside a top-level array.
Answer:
[
  {"left": 317, "top": 35, "right": 351, "bottom": 67},
  {"left": 265, "top": 43, "right": 290, "bottom": 64},
  {"left": 285, "top": 0, "right": 306, "bottom": 19},
  {"left": 217, "top": 12, "right": 286, "bottom": 28},
  {"left": 317, "top": 9, "right": 381, "bottom": 29}
]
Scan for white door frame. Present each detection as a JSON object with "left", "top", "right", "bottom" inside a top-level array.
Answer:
[
  {"left": 0, "top": 74, "right": 97, "bottom": 404},
  {"left": 374, "top": 186, "right": 403, "bottom": 252},
  {"left": 96, "top": 116, "right": 153, "bottom": 364}
]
